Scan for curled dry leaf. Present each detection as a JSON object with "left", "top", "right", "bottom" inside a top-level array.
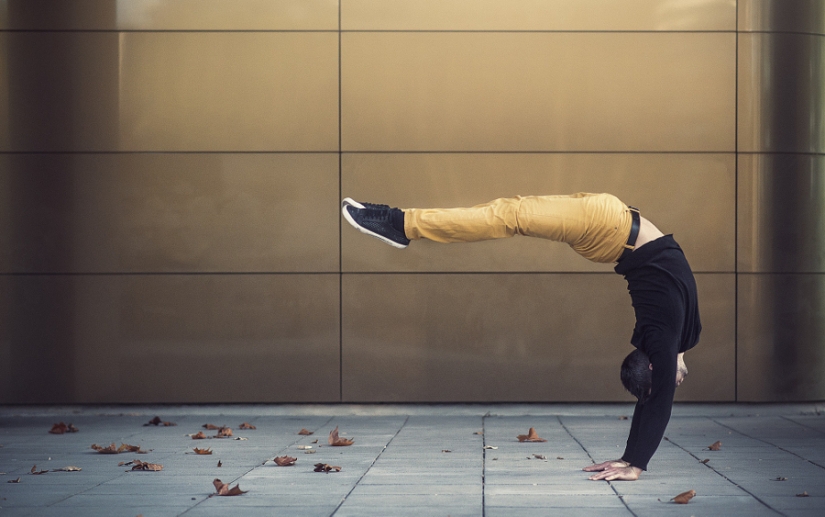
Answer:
[
  {"left": 144, "top": 416, "right": 176, "bottom": 427},
  {"left": 314, "top": 463, "right": 341, "bottom": 473},
  {"left": 707, "top": 441, "right": 722, "bottom": 451},
  {"left": 274, "top": 456, "right": 297, "bottom": 466},
  {"left": 773, "top": 477, "right": 788, "bottom": 481},
  {"left": 54, "top": 466, "right": 82, "bottom": 472},
  {"left": 129, "top": 460, "right": 163, "bottom": 472},
  {"left": 619, "top": 416, "right": 629, "bottom": 420},
  {"left": 699, "top": 459, "right": 710, "bottom": 464},
  {"left": 304, "top": 450, "right": 316, "bottom": 455},
  {"left": 213, "top": 478, "right": 247, "bottom": 496},
  {"left": 191, "top": 432, "right": 207, "bottom": 440},
  {"left": 328, "top": 426, "right": 354, "bottom": 446},
  {"left": 556, "top": 456, "right": 564, "bottom": 460},
  {"left": 118, "top": 443, "right": 148, "bottom": 454},
  {"left": 533, "top": 454, "right": 547, "bottom": 460},
  {"left": 442, "top": 450, "right": 452, "bottom": 453},
  {"left": 217, "top": 460, "right": 222, "bottom": 467},
  {"left": 193, "top": 448, "right": 212, "bottom": 455},
  {"left": 49, "top": 422, "right": 79, "bottom": 434},
  {"left": 30, "top": 465, "right": 49, "bottom": 475},
  {"left": 298, "top": 445, "right": 312, "bottom": 450},
  {"left": 239, "top": 423, "right": 256, "bottom": 430},
  {"left": 474, "top": 431, "right": 484, "bottom": 435},
  {"left": 7, "top": 477, "right": 21, "bottom": 483},
  {"left": 516, "top": 428, "right": 547, "bottom": 443},
  {"left": 796, "top": 491, "right": 809, "bottom": 497},
  {"left": 203, "top": 424, "right": 221, "bottom": 430},
  {"left": 234, "top": 437, "right": 247, "bottom": 441},
  {"left": 91, "top": 443, "right": 119, "bottom": 454},
  {"left": 298, "top": 428, "right": 314, "bottom": 435},
  {"left": 484, "top": 446, "right": 498, "bottom": 450},
  {"left": 672, "top": 490, "right": 696, "bottom": 504},
  {"left": 216, "top": 428, "right": 233, "bottom": 438}
]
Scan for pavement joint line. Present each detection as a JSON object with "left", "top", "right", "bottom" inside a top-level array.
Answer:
[
  {"left": 663, "top": 430, "right": 786, "bottom": 517},
  {"left": 711, "top": 417, "right": 825, "bottom": 471},
  {"left": 556, "top": 415, "right": 638, "bottom": 517},
  {"left": 329, "top": 415, "right": 410, "bottom": 516},
  {"left": 482, "top": 411, "right": 489, "bottom": 517},
  {"left": 780, "top": 414, "right": 825, "bottom": 437}
]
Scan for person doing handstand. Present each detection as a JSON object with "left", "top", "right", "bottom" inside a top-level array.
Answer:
[{"left": 342, "top": 193, "right": 701, "bottom": 481}]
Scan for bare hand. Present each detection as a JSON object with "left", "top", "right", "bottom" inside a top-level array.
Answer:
[
  {"left": 582, "top": 459, "right": 629, "bottom": 472},
  {"left": 587, "top": 465, "right": 642, "bottom": 481}
]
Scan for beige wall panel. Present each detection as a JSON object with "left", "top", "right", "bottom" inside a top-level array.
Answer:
[
  {"left": 0, "top": 274, "right": 340, "bottom": 403},
  {"left": 341, "top": 273, "right": 733, "bottom": 402},
  {"left": 3, "top": 32, "right": 338, "bottom": 152},
  {"left": 738, "top": 153, "right": 825, "bottom": 273},
  {"left": 739, "top": 0, "right": 825, "bottom": 35},
  {"left": 738, "top": 33, "right": 825, "bottom": 154},
  {"left": 342, "top": 153, "right": 734, "bottom": 273},
  {"left": 344, "top": 0, "right": 736, "bottom": 31},
  {"left": 342, "top": 32, "right": 735, "bottom": 152},
  {"left": 4, "top": 0, "right": 336, "bottom": 30},
  {"left": 738, "top": 274, "right": 825, "bottom": 401},
  {"left": 0, "top": 153, "right": 339, "bottom": 273}
]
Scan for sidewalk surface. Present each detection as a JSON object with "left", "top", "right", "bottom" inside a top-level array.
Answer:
[{"left": 1, "top": 403, "right": 824, "bottom": 516}]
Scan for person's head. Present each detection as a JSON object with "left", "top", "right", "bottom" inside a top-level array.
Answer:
[
  {"left": 621, "top": 350, "right": 689, "bottom": 402},
  {"left": 621, "top": 349, "right": 652, "bottom": 403}
]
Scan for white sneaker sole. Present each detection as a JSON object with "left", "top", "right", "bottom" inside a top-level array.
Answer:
[{"left": 341, "top": 204, "right": 408, "bottom": 249}]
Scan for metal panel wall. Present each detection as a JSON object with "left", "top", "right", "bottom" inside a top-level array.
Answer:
[{"left": 1, "top": 0, "right": 820, "bottom": 403}]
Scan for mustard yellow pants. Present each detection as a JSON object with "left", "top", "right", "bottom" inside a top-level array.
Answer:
[{"left": 403, "top": 193, "right": 634, "bottom": 264}]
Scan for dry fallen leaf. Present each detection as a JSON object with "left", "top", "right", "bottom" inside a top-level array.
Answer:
[
  {"left": 516, "top": 428, "right": 547, "bottom": 443},
  {"left": 54, "top": 466, "right": 82, "bottom": 472},
  {"left": 128, "top": 460, "right": 163, "bottom": 472},
  {"left": 118, "top": 443, "right": 148, "bottom": 454},
  {"left": 533, "top": 454, "right": 547, "bottom": 460},
  {"left": 328, "top": 426, "right": 354, "bottom": 446},
  {"left": 304, "top": 450, "right": 316, "bottom": 455},
  {"left": 7, "top": 477, "right": 20, "bottom": 483},
  {"left": 233, "top": 437, "right": 247, "bottom": 441},
  {"left": 484, "top": 446, "right": 498, "bottom": 450},
  {"left": 314, "top": 463, "right": 341, "bottom": 473},
  {"left": 49, "top": 422, "right": 78, "bottom": 434},
  {"left": 30, "top": 465, "right": 49, "bottom": 475},
  {"left": 216, "top": 427, "right": 233, "bottom": 438},
  {"left": 203, "top": 424, "right": 222, "bottom": 430},
  {"left": 144, "top": 416, "right": 176, "bottom": 427},
  {"left": 191, "top": 432, "right": 207, "bottom": 440},
  {"left": 298, "top": 445, "right": 313, "bottom": 450},
  {"left": 699, "top": 459, "right": 710, "bottom": 464},
  {"left": 672, "top": 490, "right": 696, "bottom": 504},
  {"left": 239, "top": 423, "right": 256, "bottom": 430},
  {"left": 442, "top": 450, "right": 452, "bottom": 453},
  {"left": 217, "top": 460, "right": 222, "bottom": 467},
  {"left": 193, "top": 448, "right": 212, "bottom": 455},
  {"left": 474, "top": 431, "right": 484, "bottom": 435},
  {"left": 91, "top": 443, "right": 119, "bottom": 454},
  {"left": 556, "top": 456, "right": 564, "bottom": 460},
  {"left": 707, "top": 441, "right": 722, "bottom": 451},
  {"left": 773, "top": 477, "right": 788, "bottom": 481},
  {"left": 213, "top": 478, "right": 247, "bottom": 496},
  {"left": 274, "top": 456, "right": 297, "bottom": 466},
  {"left": 619, "top": 416, "right": 629, "bottom": 420},
  {"left": 298, "top": 428, "right": 314, "bottom": 435},
  {"left": 797, "top": 491, "right": 809, "bottom": 497}
]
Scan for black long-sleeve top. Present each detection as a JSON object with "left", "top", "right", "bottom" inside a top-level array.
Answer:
[{"left": 613, "top": 235, "right": 701, "bottom": 471}]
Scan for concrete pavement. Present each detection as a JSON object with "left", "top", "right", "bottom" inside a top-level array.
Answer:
[{"left": 1, "top": 403, "right": 824, "bottom": 516}]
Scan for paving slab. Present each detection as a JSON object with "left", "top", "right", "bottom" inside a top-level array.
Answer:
[{"left": 2, "top": 403, "right": 825, "bottom": 516}]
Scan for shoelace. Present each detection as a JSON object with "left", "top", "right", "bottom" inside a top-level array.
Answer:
[{"left": 358, "top": 207, "right": 393, "bottom": 222}]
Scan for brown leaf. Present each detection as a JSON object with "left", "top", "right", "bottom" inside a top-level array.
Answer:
[
  {"left": 619, "top": 416, "right": 629, "bottom": 420},
  {"left": 797, "top": 491, "right": 809, "bottom": 497},
  {"left": 30, "top": 465, "right": 49, "bottom": 475},
  {"left": 314, "top": 463, "right": 342, "bottom": 473},
  {"left": 129, "top": 460, "right": 162, "bottom": 472},
  {"left": 203, "top": 424, "right": 221, "bottom": 430},
  {"left": 442, "top": 450, "right": 451, "bottom": 453},
  {"left": 672, "top": 490, "right": 696, "bottom": 504},
  {"left": 191, "top": 431, "right": 207, "bottom": 440},
  {"left": 144, "top": 416, "right": 176, "bottom": 427},
  {"left": 707, "top": 441, "right": 722, "bottom": 451},
  {"left": 213, "top": 478, "right": 247, "bottom": 496},
  {"left": 217, "top": 460, "right": 222, "bottom": 468},
  {"left": 49, "top": 422, "right": 78, "bottom": 434},
  {"left": 239, "top": 423, "right": 256, "bottom": 430},
  {"left": 516, "top": 427, "right": 547, "bottom": 443},
  {"left": 216, "top": 427, "right": 233, "bottom": 438},
  {"left": 91, "top": 443, "right": 119, "bottom": 454},
  {"left": 773, "top": 477, "right": 787, "bottom": 481},
  {"left": 274, "top": 456, "right": 297, "bottom": 466},
  {"left": 298, "top": 428, "right": 314, "bottom": 435},
  {"left": 193, "top": 448, "right": 212, "bottom": 455},
  {"left": 7, "top": 477, "right": 20, "bottom": 483},
  {"left": 118, "top": 443, "right": 144, "bottom": 454},
  {"left": 533, "top": 454, "right": 547, "bottom": 460},
  {"left": 328, "top": 426, "right": 354, "bottom": 446},
  {"left": 699, "top": 459, "right": 710, "bottom": 464}
]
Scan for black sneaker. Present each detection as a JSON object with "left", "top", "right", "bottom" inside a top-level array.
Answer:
[
  {"left": 342, "top": 197, "right": 390, "bottom": 211},
  {"left": 342, "top": 204, "right": 410, "bottom": 249}
]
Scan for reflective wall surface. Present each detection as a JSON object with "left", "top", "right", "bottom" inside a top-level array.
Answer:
[{"left": 0, "top": 0, "right": 821, "bottom": 403}]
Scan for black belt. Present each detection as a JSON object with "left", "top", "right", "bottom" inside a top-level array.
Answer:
[{"left": 618, "top": 207, "right": 640, "bottom": 262}]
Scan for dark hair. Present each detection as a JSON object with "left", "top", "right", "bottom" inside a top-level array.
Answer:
[{"left": 621, "top": 349, "right": 652, "bottom": 403}]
